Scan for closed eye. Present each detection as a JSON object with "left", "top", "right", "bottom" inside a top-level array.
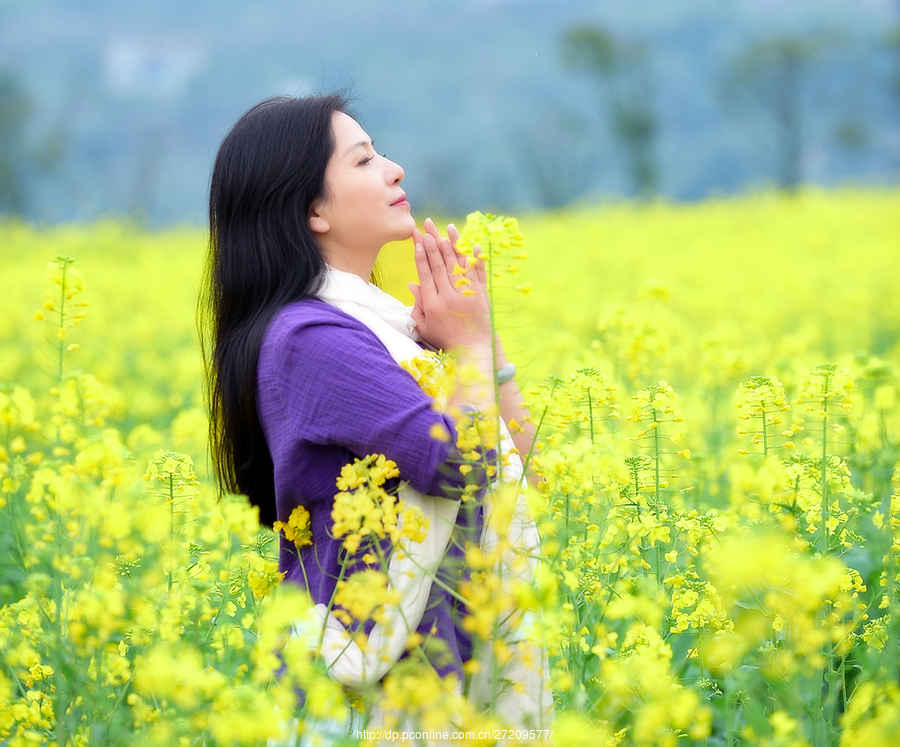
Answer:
[{"left": 359, "top": 152, "right": 387, "bottom": 166}]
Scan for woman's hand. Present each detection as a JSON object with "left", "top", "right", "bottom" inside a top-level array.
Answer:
[
  {"left": 408, "top": 218, "right": 492, "bottom": 353},
  {"left": 409, "top": 221, "right": 539, "bottom": 485}
]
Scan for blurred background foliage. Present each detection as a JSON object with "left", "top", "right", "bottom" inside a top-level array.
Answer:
[{"left": 0, "top": 0, "right": 898, "bottom": 225}]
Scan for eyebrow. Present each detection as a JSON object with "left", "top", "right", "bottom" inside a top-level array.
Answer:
[{"left": 344, "top": 139, "right": 374, "bottom": 156}]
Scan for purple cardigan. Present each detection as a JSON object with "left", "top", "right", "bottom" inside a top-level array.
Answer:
[{"left": 256, "top": 299, "right": 483, "bottom": 679}]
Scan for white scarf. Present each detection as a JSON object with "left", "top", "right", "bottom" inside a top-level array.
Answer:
[
  {"left": 297, "top": 266, "right": 540, "bottom": 692},
  {"left": 316, "top": 268, "right": 422, "bottom": 357}
]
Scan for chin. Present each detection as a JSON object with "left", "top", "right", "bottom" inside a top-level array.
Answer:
[{"left": 394, "top": 216, "right": 417, "bottom": 240}]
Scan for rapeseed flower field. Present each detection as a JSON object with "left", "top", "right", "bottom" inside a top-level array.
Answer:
[{"left": 1, "top": 187, "right": 899, "bottom": 745}]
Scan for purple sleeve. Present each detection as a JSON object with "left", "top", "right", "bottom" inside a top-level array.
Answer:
[{"left": 260, "top": 303, "right": 481, "bottom": 501}]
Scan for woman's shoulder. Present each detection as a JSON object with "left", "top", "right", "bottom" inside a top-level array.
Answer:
[
  {"left": 260, "top": 298, "right": 389, "bottom": 369},
  {"left": 264, "top": 298, "right": 372, "bottom": 346}
]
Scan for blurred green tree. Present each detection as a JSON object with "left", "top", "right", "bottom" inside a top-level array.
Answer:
[
  {"left": 717, "top": 34, "right": 836, "bottom": 193},
  {"left": 889, "top": 25, "right": 900, "bottom": 116},
  {"left": 561, "top": 24, "right": 659, "bottom": 198},
  {"left": 515, "top": 111, "right": 597, "bottom": 208},
  {"left": 0, "top": 69, "right": 65, "bottom": 216}
]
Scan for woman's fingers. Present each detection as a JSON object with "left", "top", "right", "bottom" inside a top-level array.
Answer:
[
  {"left": 408, "top": 281, "right": 422, "bottom": 308},
  {"left": 411, "top": 224, "right": 494, "bottom": 351},
  {"left": 423, "top": 232, "right": 453, "bottom": 295},
  {"left": 414, "top": 232, "right": 438, "bottom": 299},
  {"left": 447, "top": 222, "right": 473, "bottom": 272},
  {"left": 473, "top": 245, "right": 488, "bottom": 293},
  {"left": 420, "top": 218, "right": 487, "bottom": 298},
  {"left": 447, "top": 223, "right": 460, "bottom": 245},
  {"left": 438, "top": 235, "right": 459, "bottom": 278},
  {"left": 408, "top": 283, "right": 426, "bottom": 326},
  {"left": 424, "top": 218, "right": 462, "bottom": 277},
  {"left": 447, "top": 222, "right": 475, "bottom": 276},
  {"left": 423, "top": 218, "right": 443, "bottom": 250}
]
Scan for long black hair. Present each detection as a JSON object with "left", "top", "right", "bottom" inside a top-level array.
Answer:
[{"left": 199, "top": 94, "right": 348, "bottom": 527}]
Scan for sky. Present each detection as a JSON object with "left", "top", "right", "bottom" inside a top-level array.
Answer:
[{"left": 1, "top": 0, "right": 897, "bottom": 223}]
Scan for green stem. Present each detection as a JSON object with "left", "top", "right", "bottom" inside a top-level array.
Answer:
[
  {"left": 820, "top": 379, "right": 830, "bottom": 554},
  {"left": 3, "top": 424, "right": 28, "bottom": 575},
  {"left": 653, "top": 410, "right": 661, "bottom": 587},
  {"left": 168, "top": 475, "right": 175, "bottom": 597},
  {"left": 52, "top": 522, "right": 68, "bottom": 747},
  {"left": 631, "top": 463, "right": 641, "bottom": 512},
  {"left": 484, "top": 238, "right": 503, "bottom": 486},
  {"left": 57, "top": 263, "right": 67, "bottom": 385},
  {"left": 587, "top": 389, "right": 595, "bottom": 445},
  {"left": 520, "top": 397, "right": 553, "bottom": 480}
]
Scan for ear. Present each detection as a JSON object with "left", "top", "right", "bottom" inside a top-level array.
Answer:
[{"left": 308, "top": 201, "right": 330, "bottom": 235}]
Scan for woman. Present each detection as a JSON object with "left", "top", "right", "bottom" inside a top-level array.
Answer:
[{"left": 202, "top": 94, "right": 551, "bottom": 734}]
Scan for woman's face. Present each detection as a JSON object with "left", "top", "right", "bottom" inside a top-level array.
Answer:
[{"left": 309, "top": 111, "right": 415, "bottom": 260}]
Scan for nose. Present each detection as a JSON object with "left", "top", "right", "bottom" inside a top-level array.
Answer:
[{"left": 385, "top": 156, "right": 404, "bottom": 185}]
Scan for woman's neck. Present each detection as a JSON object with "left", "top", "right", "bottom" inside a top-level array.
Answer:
[{"left": 319, "top": 241, "right": 378, "bottom": 282}]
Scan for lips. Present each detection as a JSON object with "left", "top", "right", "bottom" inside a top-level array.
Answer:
[{"left": 391, "top": 193, "right": 409, "bottom": 207}]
